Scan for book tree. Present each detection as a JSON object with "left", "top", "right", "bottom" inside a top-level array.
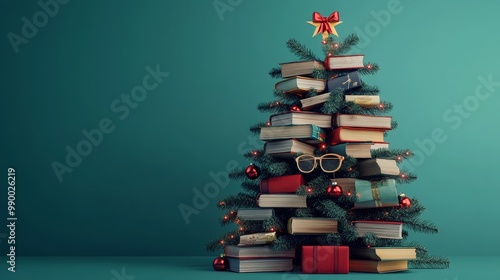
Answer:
[{"left": 207, "top": 11, "right": 449, "bottom": 273}]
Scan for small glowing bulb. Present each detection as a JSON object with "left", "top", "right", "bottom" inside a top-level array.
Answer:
[
  {"left": 239, "top": 227, "right": 244, "bottom": 231},
  {"left": 307, "top": 187, "right": 313, "bottom": 193},
  {"left": 224, "top": 215, "right": 229, "bottom": 220},
  {"left": 270, "top": 228, "right": 275, "bottom": 232},
  {"left": 334, "top": 43, "right": 339, "bottom": 48},
  {"left": 220, "top": 240, "right": 225, "bottom": 244},
  {"left": 320, "top": 143, "right": 327, "bottom": 150},
  {"left": 252, "top": 151, "right": 258, "bottom": 156},
  {"left": 322, "top": 40, "right": 327, "bottom": 45},
  {"left": 397, "top": 156, "right": 402, "bottom": 161},
  {"left": 367, "top": 64, "right": 372, "bottom": 69},
  {"left": 266, "top": 122, "right": 271, "bottom": 126},
  {"left": 230, "top": 235, "right": 234, "bottom": 239},
  {"left": 401, "top": 173, "right": 406, "bottom": 178}
]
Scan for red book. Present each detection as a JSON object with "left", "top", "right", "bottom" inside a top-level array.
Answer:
[
  {"left": 302, "top": 246, "right": 349, "bottom": 274},
  {"left": 328, "top": 127, "right": 387, "bottom": 146},
  {"left": 260, "top": 174, "right": 305, "bottom": 193}
]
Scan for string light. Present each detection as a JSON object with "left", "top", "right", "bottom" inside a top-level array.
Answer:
[
  {"left": 235, "top": 219, "right": 240, "bottom": 224},
  {"left": 333, "top": 43, "right": 339, "bottom": 48},
  {"left": 320, "top": 143, "right": 327, "bottom": 150},
  {"left": 230, "top": 210, "right": 235, "bottom": 215},
  {"left": 347, "top": 191, "right": 352, "bottom": 196},
  {"left": 220, "top": 240, "right": 225, "bottom": 244},
  {"left": 366, "top": 64, "right": 373, "bottom": 70},
  {"left": 328, "top": 52, "right": 332, "bottom": 56},
  {"left": 322, "top": 40, "right": 327, "bottom": 45},
  {"left": 219, "top": 201, "right": 225, "bottom": 206},
  {"left": 270, "top": 227, "right": 275, "bottom": 232},
  {"left": 290, "top": 105, "right": 301, "bottom": 112},
  {"left": 400, "top": 173, "right": 407, "bottom": 179},
  {"left": 396, "top": 155, "right": 402, "bottom": 161},
  {"left": 239, "top": 226, "right": 244, "bottom": 231},
  {"left": 405, "top": 150, "right": 411, "bottom": 156},
  {"left": 252, "top": 150, "right": 258, "bottom": 156},
  {"left": 347, "top": 167, "right": 353, "bottom": 172},
  {"left": 230, "top": 235, "right": 235, "bottom": 239},
  {"left": 266, "top": 122, "right": 271, "bottom": 126},
  {"left": 307, "top": 187, "right": 313, "bottom": 193},
  {"left": 223, "top": 215, "right": 229, "bottom": 220},
  {"left": 378, "top": 103, "right": 385, "bottom": 109}
]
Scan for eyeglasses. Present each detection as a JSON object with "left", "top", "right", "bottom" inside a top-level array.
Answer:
[{"left": 295, "top": 153, "right": 344, "bottom": 173}]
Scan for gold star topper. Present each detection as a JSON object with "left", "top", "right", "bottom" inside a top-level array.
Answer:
[{"left": 307, "top": 11, "right": 343, "bottom": 40}]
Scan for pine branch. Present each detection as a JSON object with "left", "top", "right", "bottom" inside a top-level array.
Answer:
[
  {"left": 257, "top": 100, "right": 293, "bottom": 114},
  {"left": 357, "top": 63, "right": 380, "bottom": 75},
  {"left": 249, "top": 122, "right": 268, "bottom": 135},
  {"left": 206, "top": 230, "right": 240, "bottom": 252},
  {"left": 404, "top": 219, "right": 439, "bottom": 234},
  {"left": 273, "top": 89, "right": 302, "bottom": 103},
  {"left": 240, "top": 181, "right": 259, "bottom": 195},
  {"left": 371, "top": 148, "right": 414, "bottom": 161},
  {"left": 286, "top": 38, "right": 321, "bottom": 61},
  {"left": 348, "top": 82, "right": 380, "bottom": 95},
  {"left": 269, "top": 67, "right": 282, "bottom": 78},
  {"left": 410, "top": 255, "right": 450, "bottom": 269},
  {"left": 322, "top": 34, "right": 360, "bottom": 56},
  {"left": 320, "top": 88, "right": 344, "bottom": 114}
]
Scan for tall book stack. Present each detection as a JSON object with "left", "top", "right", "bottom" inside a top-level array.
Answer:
[{"left": 208, "top": 11, "right": 449, "bottom": 273}]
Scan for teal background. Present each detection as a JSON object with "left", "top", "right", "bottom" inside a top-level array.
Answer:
[{"left": 1, "top": 0, "right": 500, "bottom": 261}]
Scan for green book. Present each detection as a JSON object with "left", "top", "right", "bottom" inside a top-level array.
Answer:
[{"left": 332, "top": 178, "right": 399, "bottom": 209}]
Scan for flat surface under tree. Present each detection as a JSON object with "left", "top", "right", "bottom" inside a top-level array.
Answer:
[{"left": 0, "top": 256, "right": 498, "bottom": 279}]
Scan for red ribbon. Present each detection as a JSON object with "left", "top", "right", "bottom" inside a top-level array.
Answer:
[{"left": 312, "top": 11, "right": 340, "bottom": 35}]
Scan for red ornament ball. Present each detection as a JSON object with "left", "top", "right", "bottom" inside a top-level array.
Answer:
[
  {"left": 327, "top": 184, "right": 343, "bottom": 197},
  {"left": 399, "top": 195, "right": 412, "bottom": 208},
  {"left": 245, "top": 163, "right": 260, "bottom": 180},
  {"left": 213, "top": 256, "right": 229, "bottom": 271}
]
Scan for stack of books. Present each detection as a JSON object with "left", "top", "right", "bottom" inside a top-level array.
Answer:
[
  {"left": 349, "top": 247, "right": 417, "bottom": 273},
  {"left": 224, "top": 244, "right": 295, "bottom": 273}
]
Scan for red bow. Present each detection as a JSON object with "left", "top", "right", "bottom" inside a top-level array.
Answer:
[{"left": 312, "top": 11, "right": 340, "bottom": 35}]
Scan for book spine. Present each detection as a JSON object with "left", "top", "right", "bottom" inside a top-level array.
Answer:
[
  {"left": 260, "top": 174, "right": 305, "bottom": 193},
  {"left": 239, "top": 232, "right": 276, "bottom": 246},
  {"left": 327, "top": 143, "right": 348, "bottom": 157},
  {"left": 353, "top": 179, "right": 400, "bottom": 209},
  {"left": 328, "top": 128, "right": 343, "bottom": 146}
]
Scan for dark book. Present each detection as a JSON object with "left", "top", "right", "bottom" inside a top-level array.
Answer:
[
  {"left": 349, "top": 259, "right": 408, "bottom": 273},
  {"left": 260, "top": 124, "right": 326, "bottom": 144},
  {"left": 264, "top": 139, "right": 316, "bottom": 156},
  {"left": 275, "top": 76, "right": 326, "bottom": 96},
  {"left": 324, "top": 55, "right": 364, "bottom": 70},
  {"left": 329, "top": 127, "right": 386, "bottom": 145},
  {"left": 327, "top": 142, "right": 389, "bottom": 158},
  {"left": 357, "top": 158, "right": 400, "bottom": 178},
  {"left": 331, "top": 178, "right": 399, "bottom": 209},
  {"left": 236, "top": 209, "right": 274, "bottom": 221},
  {"left": 280, "top": 60, "right": 325, "bottom": 78},
  {"left": 333, "top": 114, "right": 392, "bottom": 130},
  {"left": 224, "top": 245, "right": 296, "bottom": 259},
  {"left": 345, "top": 95, "right": 380, "bottom": 108},
  {"left": 260, "top": 174, "right": 305, "bottom": 194},
  {"left": 353, "top": 221, "right": 403, "bottom": 239},
  {"left": 227, "top": 258, "right": 294, "bottom": 273},
  {"left": 287, "top": 217, "right": 338, "bottom": 234},
  {"left": 327, "top": 71, "right": 362, "bottom": 92},
  {"left": 270, "top": 111, "right": 332, "bottom": 128},
  {"left": 350, "top": 247, "right": 416, "bottom": 261},
  {"left": 257, "top": 194, "right": 307, "bottom": 208}
]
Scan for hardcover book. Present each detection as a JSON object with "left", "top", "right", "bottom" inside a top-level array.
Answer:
[
  {"left": 324, "top": 55, "right": 364, "bottom": 70},
  {"left": 238, "top": 232, "right": 276, "bottom": 246},
  {"left": 257, "top": 194, "right": 307, "bottom": 208},
  {"left": 260, "top": 174, "right": 305, "bottom": 194},
  {"left": 227, "top": 258, "right": 294, "bottom": 273},
  {"left": 259, "top": 124, "right": 326, "bottom": 144},
  {"left": 329, "top": 127, "right": 386, "bottom": 145},
  {"left": 327, "top": 142, "right": 389, "bottom": 158},
  {"left": 236, "top": 209, "right": 274, "bottom": 221},
  {"left": 299, "top": 92, "right": 332, "bottom": 110},
  {"left": 224, "top": 245, "right": 296, "bottom": 259},
  {"left": 350, "top": 247, "right": 416, "bottom": 261},
  {"left": 327, "top": 71, "right": 362, "bottom": 92},
  {"left": 357, "top": 158, "right": 400, "bottom": 178},
  {"left": 275, "top": 76, "right": 326, "bottom": 96},
  {"left": 345, "top": 95, "right": 380, "bottom": 108},
  {"left": 264, "top": 139, "right": 316, "bottom": 156},
  {"left": 270, "top": 111, "right": 332, "bottom": 128},
  {"left": 287, "top": 217, "right": 338, "bottom": 234},
  {"left": 280, "top": 60, "right": 325, "bottom": 78},
  {"left": 353, "top": 221, "right": 403, "bottom": 239},
  {"left": 349, "top": 259, "right": 408, "bottom": 273},
  {"left": 331, "top": 178, "right": 399, "bottom": 209},
  {"left": 333, "top": 114, "right": 392, "bottom": 130}
]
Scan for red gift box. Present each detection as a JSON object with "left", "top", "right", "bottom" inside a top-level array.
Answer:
[{"left": 302, "top": 246, "right": 349, "bottom": 274}]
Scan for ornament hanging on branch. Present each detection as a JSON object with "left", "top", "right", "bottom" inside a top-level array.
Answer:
[
  {"left": 326, "top": 182, "right": 343, "bottom": 197},
  {"left": 399, "top": 194, "right": 412, "bottom": 208},
  {"left": 212, "top": 254, "right": 229, "bottom": 271},
  {"left": 245, "top": 163, "right": 260, "bottom": 180},
  {"left": 307, "top": 11, "right": 343, "bottom": 41}
]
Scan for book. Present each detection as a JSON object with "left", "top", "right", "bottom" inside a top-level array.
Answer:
[
  {"left": 350, "top": 247, "right": 416, "bottom": 261},
  {"left": 324, "top": 55, "right": 364, "bottom": 70},
  {"left": 257, "top": 194, "right": 307, "bottom": 208},
  {"left": 275, "top": 76, "right": 326, "bottom": 96},
  {"left": 299, "top": 92, "right": 332, "bottom": 110},
  {"left": 270, "top": 111, "right": 332, "bottom": 128},
  {"left": 357, "top": 158, "right": 400, "bottom": 178},
  {"left": 345, "top": 95, "right": 380, "bottom": 108},
  {"left": 227, "top": 258, "right": 294, "bottom": 273},
  {"left": 260, "top": 174, "right": 305, "bottom": 194},
  {"left": 264, "top": 139, "right": 316, "bottom": 156},
  {"left": 353, "top": 221, "right": 403, "bottom": 239},
  {"left": 224, "top": 245, "right": 296, "bottom": 259},
  {"left": 238, "top": 232, "right": 276, "bottom": 246},
  {"left": 349, "top": 259, "right": 408, "bottom": 273},
  {"left": 280, "top": 60, "right": 325, "bottom": 78},
  {"left": 236, "top": 209, "right": 274, "bottom": 221},
  {"left": 333, "top": 114, "right": 392, "bottom": 130},
  {"left": 327, "top": 142, "right": 389, "bottom": 158},
  {"left": 259, "top": 124, "right": 326, "bottom": 144},
  {"left": 327, "top": 71, "right": 362, "bottom": 92},
  {"left": 287, "top": 217, "right": 338, "bottom": 234},
  {"left": 329, "top": 127, "right": 386, "bottom": 145},
  {"left": 331, "top": 178, "right": 400, "bottom": 209}
]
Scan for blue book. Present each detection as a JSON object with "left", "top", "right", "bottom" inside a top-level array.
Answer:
[
  {"left": 328, "top": 143, "right": 389, "bottom": 158},
  {"left": 327, "top": 71, "right": 362, "bottom": 92},
  {"left": 260, "top": 124, "right": 326, "bottom": 144},
  {"left": 332, "top": 178, "right": 399, "bottom": 209}
]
